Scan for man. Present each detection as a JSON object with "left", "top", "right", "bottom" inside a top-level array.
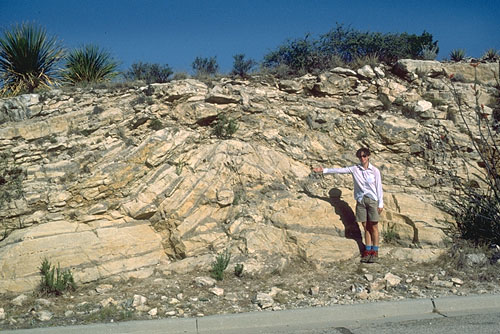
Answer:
[{"left": 313, "top": 148, "right": 383, "bottom": 263}]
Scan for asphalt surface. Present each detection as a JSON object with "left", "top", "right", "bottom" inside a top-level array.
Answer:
[{"left": 2, "top": 294, "right": 500, "bottom": 333}]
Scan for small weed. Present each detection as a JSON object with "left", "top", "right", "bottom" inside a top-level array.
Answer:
[
  {"left": 402, "top": 104, "right": 418, "bottom": 119},
  {"left": 234, "top": 263, "right": 244, "bottom": 277},
  {"left": 415, "top": 68, "right": 429, "bottom": 79},
  {"left": 130, "top": 95, "right": 146, "bottom": 106},
  {"left": 422, "top": 93, "right": 446, "bottom": 107},
  {"left": 213, "top": 114, "right": 238, "bottom": 139},
  {"left": 446, "top": 107, "right": 457, "bottom": 123},
  {"left": 39, "top": 258, "right": 76, "bottom": 295},
  {"left": 148, "top": 119, "right": 163, "bottom": 131},
  {"left": 175, "top": 159, "right": 186, "bottom": 176},
  {"left": 92, "top": 106, "right": 104, "bottom": 115},
  {"left": 210, "top": 249, "right": 231, "bottom": 281},
  {"left": 232, "top": 188, "right": 246, "bottom": 205},
  {"left": 351, "top": 53, "right": 380, "bottom": 70},
  {"left": 382, "top": 223, "right": 400, "bottom": 244}
]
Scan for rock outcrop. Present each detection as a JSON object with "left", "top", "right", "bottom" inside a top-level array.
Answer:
[{"left": 1, "top": 60, "right": 498, "bottom": 293}]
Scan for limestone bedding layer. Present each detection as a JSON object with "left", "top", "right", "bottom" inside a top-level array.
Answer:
[{"left": 0, "top": 60, "right": 498, "bottom": 293}]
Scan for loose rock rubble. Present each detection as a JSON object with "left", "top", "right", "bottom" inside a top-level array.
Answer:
[{"left": 1, "top": 245, "right": 499, "bottom": 330}]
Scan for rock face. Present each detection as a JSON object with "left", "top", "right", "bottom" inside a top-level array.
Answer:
[
  {"left": 0, "top": 217, "right": 164, "bottom": 293},
  {"left": 0, "top": 60, "right": 498, "bottom": 293}
]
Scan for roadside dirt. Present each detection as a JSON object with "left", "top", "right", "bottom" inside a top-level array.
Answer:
[{"left": 1, "top": 245, "right": 499, "bottom": 330}]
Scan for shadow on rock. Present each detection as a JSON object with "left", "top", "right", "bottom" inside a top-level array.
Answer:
[{"left": 302, "top": 187, "right": 364, "bottom": 254}]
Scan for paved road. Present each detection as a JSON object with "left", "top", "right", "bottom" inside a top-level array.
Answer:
[{"left": 2, "top": 294, "right": 500, "bottom": 333}]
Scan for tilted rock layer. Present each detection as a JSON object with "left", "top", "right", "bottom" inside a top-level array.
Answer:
[{"left": 1, "top": 60, "right": 498, "bottom": 292}]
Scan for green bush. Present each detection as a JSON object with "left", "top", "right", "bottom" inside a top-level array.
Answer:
[
  {"left": 0, "top": 22, "right": 64, "bottom": 96},
  {"left": 262, "top": 24, "right": 438, "bottom": 76},
  {"left": 39, "top": 258, "right": 76, "bottom": 295},
  {"left": 449, "top": 49, "right": 466, "bottom": 62},
  {"left": 192, "top": 56, "right": 218, "bottom": 77},
  {"left": 263, "top": 34, "right": 330, "bottom": 75},
  {"left": 210, "top": 249, "right": 231, "bottom": 281},
  {"left": 61, "top": 44, "right": 119, "bottom": 84},
  {"left": 319, "top": 25, "right": 437, "bottom": 63},
  {"left": 231, "top": 54, "right": 256, "bottom": 77},
  {"left": 125, "top": 62, "right": 173, "bottom": 84},
  {"left": 213, "top": 114, "right": 238, "bottom": 139}
]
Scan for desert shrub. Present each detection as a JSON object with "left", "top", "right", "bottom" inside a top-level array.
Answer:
[
  {"left": 61, "top": 44, "right": 119, "bottom": 84},
  {"left": 448, "top": 64, "right": 500, "bottom": 245},
  {"left": 213, "top": 114, "right": 238, "bottom": 139},
  {"left": 231, "top": 54, "right": 256, "bottom": 77},
  {"left": 39, "top": 258, "right": 76, "bottom": 295},
  {"left": 262, "top": 34, "right": 331, "bottom": 75},
  {"left": 449, "top": 49, "right": 466, "bottom": 62},
  {"left": 0, "top": 22, "right": 64, "bottom": 96},
  {"left": 192, "top": 56, "right": 219, "bottom": 77},
  {"left": 318, "top": 24, "right": 438, "bottom": 64},
  {"left": 262, "top": 24, "right": 438, "bottom": 76},
  {"left": 210, "top": 249, "right": 231, "bottom": 281},
  {"left": 125, "top": 62, "right": 173, "bottom": 84}
]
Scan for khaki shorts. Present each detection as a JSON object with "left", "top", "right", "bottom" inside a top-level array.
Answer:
[{"left": 356, "top": 196, "right": 380, "bottom": 223}]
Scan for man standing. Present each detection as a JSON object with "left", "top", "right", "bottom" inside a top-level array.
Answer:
[{"left": 313, "top": 148, "right": 383, "bottom": 263}]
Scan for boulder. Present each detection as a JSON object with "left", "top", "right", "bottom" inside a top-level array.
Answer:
[{"left": 0, "top": 220, "right": 165, "bottom": 293}]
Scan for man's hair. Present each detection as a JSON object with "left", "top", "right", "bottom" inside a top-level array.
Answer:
[{"left": 356, "top": 147, "right": 371, "bottom": 158}]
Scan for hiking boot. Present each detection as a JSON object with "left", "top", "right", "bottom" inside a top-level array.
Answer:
[
  {"left": 367, "top": 251, "right": 379, "bottom": 263},
  {"left": 360, "top": 251, "right": 371, "bottom": 263}
]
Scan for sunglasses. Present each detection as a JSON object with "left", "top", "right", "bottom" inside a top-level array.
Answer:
[{"left": 359, "top": 155, "right": 368, "bottom": 158}]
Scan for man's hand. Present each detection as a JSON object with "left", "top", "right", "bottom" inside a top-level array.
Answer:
[
  {"left": 377, "top": 207, "right": 383, "bottom": 214},
  {"left": 313, "top": 167, "right": 323, "bottom": 173}
]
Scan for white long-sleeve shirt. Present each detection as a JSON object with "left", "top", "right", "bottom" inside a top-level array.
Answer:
[{"left": 323, "top": 163, "right": 383, "bottom": 208}]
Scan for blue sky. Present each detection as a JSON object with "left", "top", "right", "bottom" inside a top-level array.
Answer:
[{"left": 1, "top": 0, "right": 499, "bottom": 74}]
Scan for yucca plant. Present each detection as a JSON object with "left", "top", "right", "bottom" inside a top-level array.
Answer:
[
  {"left": 449, "top": 49, "right": 466, "bottom": 62},
  {"left": 0, "top": 23, "right": 64, "bottom": 96},
  {"left": 62, "top": 44, "right": 119, "bottom": 84},
  {"left": 482, "top": 48, "right": 499, "bottom": 61}
]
